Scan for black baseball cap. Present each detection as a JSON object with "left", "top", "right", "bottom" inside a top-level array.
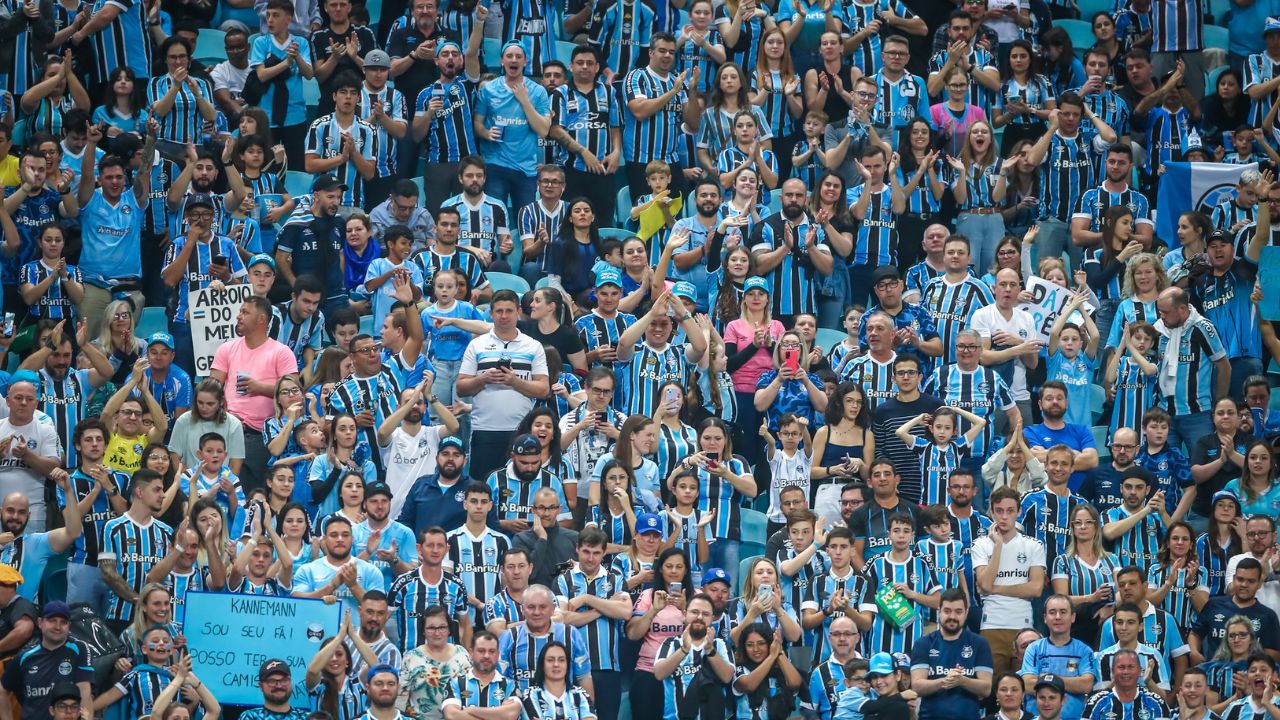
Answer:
[
  {"left": 259, "top": 658, "right": 291, "bottom": 681},
  {"left": 312, "top": 175, "right": 348, "bottom": 193},
  {"left": 872, "top": 265, "right": 900, "bottom": 284}
]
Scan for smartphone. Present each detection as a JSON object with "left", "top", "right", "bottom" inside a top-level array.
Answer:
[
  {"left": 2, "top": 313, "right": 14, "bottom": 338},
  {"left": 756, "top": 583, "right": 773, "bottom": 603},
  {"left": 783, "top": 348, "right": 800, "bottom": 374},
  {"left": 669, "top": 582, "right": 683, "bottom": 594},
  {"left": 663, "top": 386, "right": 679, "bottom": 408},
  {"left": 706, "top": 450, "right": 719, "bottom": 470},
  {"left": 498, "top": 356, "right": 513, "bottom": 370},
  {"left": 211, "top": 254, "right": 228, "bottom": 266},
  {"left": 596, "top": 410, "right": 607, "bottom": 423}
]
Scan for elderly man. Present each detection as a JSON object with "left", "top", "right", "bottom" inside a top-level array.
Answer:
[
  {"left": 1081, "top": 650, "right": 1170, "bottom": 720},
  {"left": 839, "top": 312, "right": 898, "bottom": 410},
  {"left": 0, "top": 376, "right": 64, "bottom": 532},
  {"left": 498, "top": 584, "right": 594, "bottom": 696},
  {"left": 858, "top": 266, "right": 942, "bottom": 377},
  {"left": 513, "top": 486, "right": 579, "bottom": 588},
  {"left": 925, "top": 327, "right": 1019, "bottom": 464}
]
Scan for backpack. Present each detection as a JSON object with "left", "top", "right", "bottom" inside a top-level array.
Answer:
[{"left": 68, "top": 604, "right": 127, "bottom": 693}]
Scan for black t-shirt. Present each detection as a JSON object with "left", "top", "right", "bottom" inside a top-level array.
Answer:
[
  {"left": 0, "top": 597, "right": 36, "bottom": 663},
  {"left": 310, "top": 25, "right": 378, "bottom": 114},
  {"left": 872, "top": 393, "right": 944, "bottom": 505},
  {"left": 519, "top": 320, "right": 585, "bottom": 366},
  {"left": 1189, "top": 430, "right": 1254, "bottom": 516},
  {"left": 1, "top": 640, "right": 91, "bottom": 718},
  {"left": 387, "top": 24, "right": 451, "bottom": 114}
]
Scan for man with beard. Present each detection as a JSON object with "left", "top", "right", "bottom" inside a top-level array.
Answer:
[
  {"left": 513, "top": 487, "right": 579, "bottom": 589},
  {"left": 486, "top": 547, "right": 535, "bottom": 635},
  {"left": 379, "top": 384, "right": 460, "bottom": 519},
  {"left": 348, "top": 592, "right": 402, "bottom": 680},
  {"left": 275, "top": 175, "right": 348, "bottom": 313},
  {"left": 0, "top": 471, "right": 81, "bottom": 601},
  {"left": 924, "top": 327, "right": 1018, "bottom": 464},
  {"left": 327, "top": 334, "right": 404, "bottom": 478},
  {"left": 240, "top": 659, "right": 310, "bottom": 720},
  {"left": 666, "top": 180, "right": 722, "bottom": 311},
  {"left": 18, "top": 320, "right": 114, "bottom": 467},
  {"left": 62, "top": 419, "right": 128, "bottom": 613},
  {"left": 858, "top": 266, "right": 942, "bottom": 378},
  {"left": 945, "top": 469, "right": 990, "bottom": 622},
  {"left": 1023, "top": 381, "right": 1099, "bottom": 492},
  {"left": 1190, "top": 224, "right": 1268, "bottom": 400},
  {"left": 972, "top": 267, "right": 1042, "bottom": 423},
  {"left": 909, "top": 589, "right": 993, "bottom": 720},
  {"left": 751, "top": 178, "right": 835, "bottom": 323},
  {"left": 839, "top": 483, "right": 867, "bottom": 527},
  {"left": 498, "top": 584, "right": 594, "bottom": 696},
  {"left": 652, "top": 594, "right": 734, "bottom": 717},
  {"left": 871, "top": 354, "right": 944, "bottom": 505},
  {"left": 1020, "top": 596, "right": 1098, "bottom": 720},
  {"left": 442, "top": 631, "right": 522, "bottom": 720},
  {"left": 1226, "top": 515, "right": 1280, "bottom": 610},
  {"left": 399, "top": 438, "right": 470, "bottom": 534},
  {"left": 620, "top": 34, "right": 699, "bottom": 200},
  {"left": 439, "top": 157, "right": 516, "bottom": 273},
  {"left": 293, "top": 515, "right": 386, "bottom": 627},
  {"left": 413, "top": 36, "right": 483, "bottom": 215},
  {"left": 99, "top": 469, "right": 173, "bottom": 634},
  {"left": 839, "top": 312, "right": 898, "bottom": 412},
  {"left": 209, "top": 296, "right": 302, "bottom": 494},
  {"left": 388, "top": 526, "right": 469, "bottom": 650},
  {"left": 354, "top": 482, "right": 421, "bottom": 590},
  {"left": 0, "top": 600, "right": 92, "bottom": 720},
  {"left": 0, "top": 377, "right": 65, "bottom": 534},
  {"left": 613, "top": 290, "right": 706, "bottom": 416},
  {"left": 1193, "top": 558, "right": 1280, "bottom": 663},
  {"left": 810, "top": 619, "right": 867, "bottom": 720},
  {"left": 164, "top": 145, "right": 248, "bottom": 234},
  {"left": 357, "top": 663, "right": 403, "bottom": 720},
  {"left": 1098, "top": 462, "right": 1163, "bottom": 565},
  {"left": 1070, "top": 145, "right": 1153, "bottom": 250},
  {"left": 1081, "top": 650, "right": 1170, "bottom": 720}
]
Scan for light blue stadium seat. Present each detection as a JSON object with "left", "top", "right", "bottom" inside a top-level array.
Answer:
[
  {"left": 1093, "top": 425, "right": 1110, "bottom": 461},
  {"left": 1205, "top": 25, "right": 1229, "bottom": 51},
  {"left": 194, "top": 29, "right": 228, "bottom": 64},
  {"left": 1052, "top": 19, "right": 1095, "bottom": 58},
  {"left": 138, "top": 306, "right": 168, "bottom": 338},
  {"left": 742, "top": 508, "right": 767, "bottom": 545},
  {"left": 737, "top": 555, "right": 762, "bottom": 594},
  {"left": 284, "top": 171, "right": 312, "bottom": 198},
  {"left": 486, "top": 272, "right": 531, "bottom": 295}
]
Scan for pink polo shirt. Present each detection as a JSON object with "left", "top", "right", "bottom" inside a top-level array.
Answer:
[{"left": 211, "top": 337, "right": 298, "bottom": 432}]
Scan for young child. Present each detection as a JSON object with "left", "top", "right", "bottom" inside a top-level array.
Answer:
[
  {"left": 1220, "top": 125, "right": 1280, "bottom": 166},
  {"left": 791, "top": 110, "right": 829, "bottom": 190},
  {"left": 590, "top": 239, "right": 624, "bottom": 279},
  {"left": 664, "top": 470, "right": 713, "bottom": 581},
  {"left": 630, "top": 161, "right": 677, "bottom": 263},
  {"left": 364, "top": 226, "right": 424, "bottom": 335},
  {"left": 896, "top": 407, "right": 987, "bottom": 506},
  {"left": 181, "top": 432, "right": 246, "bottom": 533},
  {"left": 863, "top": 513, "right": 941, "bottom": 650},
  {"left": 914, "top": 504, "right": 967, "bottom": 623},
  {"left": 775, "top": 509, "right": 831, "bottom": 646},
  {"left": 761, "top": 413, "right": 812, "bottom": 529},
  {"left": 272, "top": 420, "right": 326, "bottom": 505},
  {"left": 19, "top": 223, "right": 83, "bottom": 322},
  {"left": 1105, "top": 322, "right": 1158, "bottom": 442},
  {"left": 421, "top": 269, "right": 486, "bottom": 416},
  {"left": 1047, "top": 291, "right": 1100, "bottom": 428},
  {"left": 804, "top": 525, "right": 870, "bottom": 665},
  {"left": 223, "top": 191, "right": 265, "bottom": 261},
  {"left": 1134, "top": 407, "right": 1194, "bottom": 522}
]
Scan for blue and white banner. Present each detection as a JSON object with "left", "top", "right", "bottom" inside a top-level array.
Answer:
[{"left": 1155, "top": 161, "right": 1257, "bottom": 247}]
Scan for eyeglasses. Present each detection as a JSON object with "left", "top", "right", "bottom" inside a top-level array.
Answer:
[
  {"left": 1229, "top": 631, "right": 1253, "bottom": 640},
  {"left": 882, "top": 50, "right": 907, "bottom": 57},
  {"left": 279, "top": 386, "right": 302, "bottom": 396},
  {"left": 534, "top": 505, "right": 561, "bottom": 512},
  {"left": 1111, "top": 442, "right": 1136, "bottom": 449},
  {"left": 829, "top": 631, "right": 858, "bottom": 638},
  {"left": 113, "top": 311, "right": 133, "bottom": 320},
  {"left": 539, "top": 178, "right": 565, "bottom": 185},
  {"left": 425, "top": 625, "right": 451, "bottom": 633},
  {"left": 948, "top": 83, "right": 970, "bottom": 90},
  {"left": 52, "top": 702, "right": 80, "bottom": 712},
  {"left": 1071, "top": 520, "right": 1095, "bottom": 526},
  {"left": 353, "top": 344, "right": 381, "bottom": 356},
  {"left": 1248, "top": 530, "right": 1275, "bottom": 538},
  {"left": 119, "top": 409, "right": 142, "bottom": 417},
  {"left": 590, "top": 387, "right": 615, "bottom": 395},
  {"left": 997, "top": 249, "right": 1019, "bottom": 256},
  {"left": 894, "top": 369, "right": 918, "bottom": 377},
  {"left": 263, "top": 677, "right": 291, "bottom": 685},
  {"left": 188, "top": 211, "right": 214, "bottom": 220},
  {"left": 956, "top": 344, "right": 979, "bottom": 351},
  {"left": 854, "top": 91, "right": 877, "bottom": 99},
  {"left": 840, "top": 499, "right": 863, "bottom": 506}
]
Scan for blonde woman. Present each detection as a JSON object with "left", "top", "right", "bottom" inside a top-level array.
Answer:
[
  {"left": 723, "top": 277, "right": 784, "bottom": 451},
  {"left": 91, "top": 298, "right": 145, "bottom": 385},
  {"left": 730, "top": 557, "right": 803, "bottom": 646},
  {"left": 1051, "top": 503, "right": 1119, "bottom": 642},
  {"left": 1105, "top": 252, "right": 1169, "bottom": 349}
]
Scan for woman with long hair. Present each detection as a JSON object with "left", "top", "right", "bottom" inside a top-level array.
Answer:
[
  {"left": 753, "top": 26, "right": 803, "bottom": 176},
  {"left": 143, "top": 444, "right": 186, "bottom": 529},
  {"left": 949, "top": 120, "right": 1016, "bottom": 273},
  {"left": 699, "top": 64, "right": 774, "bottom": 174},
  {"left": 1051, "top": 503, "right": 1119, "bottom": 643},
  {"left": 723, "top": 277, "right": 785, "bottom": 442},
  {"left": 306, "top": 611, "right": 383, "bottom": 720},
  {"left": 189, "top": 499, "right": 231, "bottom": 570},
  {"left": 930, "top": 68, "right": 987, "bottom": 159},
  {"left": 653, "top": 379, "right": 698, "bottom": 484},
  {"left": 1203, "top": 615, "right": 1263, "bottom": 705},
  {"left": 716, "top": 112, "right": 780, "bottom": 200},
  {"left": 307, "top": 413, "right": 376, "bottom": 521},
  {"left": 517, "top": 406, "right": 574, "bottom": 486},
  {"left": 21, "top": 53, "right": 90, "bottom": 136},
  {"left": 119, "top": 583, "right": 180, "bottom": 664},
  {"left": 149, "top": 37, "right": 216, "bottom": 144},
  {"left": 91, "top": 298, "right": 145, "bottom": 386},
  {"left": 1164, "top": 211, "right": 1213, "bottom": 284},
  {"left": 1083, "top": 205, "right": 1144, "bottom": 342},
  {"left": 981, "top": 232, "right": 1035, "bottom": 287},
  {"left": 827, "top": 306, "right": 863, "bottom": 372},
  {"left": 277, "top": 501, "right": 317, "bottom": 565},
  {"left": 732, "top": 623, "right": 802, "bottom": 720},
  {"left": 807, "top": 171, "right": 856, "bottom": 270},
  {"left": 810, "top": 383, "right": 873, "bottom": 516},
  {"left": 590, "top": 415, "right": 662, "bottom": 511},
  {"left": 693, "top": 327, "right": 738, "bottom": 426},
  {"left": 707, "top": 239, "right": 756, "bottom": 331},
  {"left": 619, "top": 237, "right": 655, "bottom": 312},
  {"left": 309, "top": 347, "right": 353, "bottom": 407},
  {"left": 1040, "top": 27, "right": 1086, "bottom": 97},
  {"left": 676, "top": 0, "right": 726, "bottom": 96},
  {"left": 894, "top": 119, "right": 946, "bottom": 268},
  {"left": 718, "top": 167, "right": 770, "bottom": 238},
  {"left": 1146, "top": 521, "right": 1209, "bottom": 630},
  {"left": 1200, "top": 69, "right": 1250, "bottom": 144},
  {"left": 169, "top": 378, "right": 245, "bottom": 471},
  {"left": 987, "top": 672, "right": 1034, "bottom": 720},
  {"left": 332, "top": 472, "right": 367, "bottom": 526},
  {"left": 1191, "top": 398, "right": 1253, "bottom": 526},
  {"left": 92, "top": 65, "right": 148, "bottom": 137},
  {"left": 1224, "top": 440, "right": 1280, "bottom": 516},
  {"left": 264, "top": 374, "right": 312, "bottom": 464},
  {"left": 524, "top": 642, "right": 596, "bottom": 720},
  {"left": 1197, "top": 492, "right": 1244, "bottom": 596},
  {"left": 999, "top": 140, "right": 1042, "bottom": 237},
  {"left": 589, "top": 459, "right": 640, "bottom": 552},
  {"left": 803, "top": 32, "right": 857, "bottom": 123},
  {"left": 982, "top": 425, "right": 1046, "bottom": 496},
  {"left": 730, "top": 557, "right": 803, "bottom": 645},
  {"left": 402, "top": 606, "right": 472, "bottom": 719},
  {"left": 995, "top": 39, "right": 1055, "bottom": 152},
  {"left": 264, "top": 464, "right": 298, "bottom": 515},
  {"left": 547, "top": 199, "right": 603, "bottom": 302},
  {"left": 1089, "top": 12, "right": 1123, "bottom": 79},
  {"left": 690, "top": 417, "right": 755, "bottom": 572},
  {"left": 1105, "top": 253, "right": 1169, "bottom": 349},
  {"left": 626, "top": 547, "right": 696, "bottom": 720}
]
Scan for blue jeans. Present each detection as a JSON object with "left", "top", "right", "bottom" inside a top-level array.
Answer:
[
  {"left": 1035, "top": 217, "right": 1083, "bottom": 274},
  {"left": 708, "top": 538, "right": 741, "bottom": 576},
  {"left": 486, "top": 165, "right": 537, "bottom": 224},
  {"left": 956, "top": 212, "right": 1007, "bottom": 277},
  {"left": 67, "top": 563, "right": 109, "bottom": 614},
  {"left": 432, "top": 358, "right": 471, "bottom": 452},
  {"left": 1231, "top": 356, "right": 1264, "bottom": 401},
  {"left": 169, "top": 319, "right": 196, "bottom": 377},
  {"left": 1169, "top": 410, "right": 1214, "bottom": 456},
  {"left": 1185, "top": 509, "right": 1210, "bottom": 537}
]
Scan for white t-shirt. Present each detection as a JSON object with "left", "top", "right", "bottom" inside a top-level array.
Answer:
[
  {"left": 970, "top": 304, "right": 1039, "bottom": 402},
  {"left": 460, "top": 330, "right": 549, "bottom": 432},
  {"left": 0, "top": 416, "right": 62, "bottom": 533},
  {"left": 211, "top": 61, "right": 250, "bottom": 95},
  {"left": 970, "top": 531, "right": 1045, "bottom": 630},
  {"left": 767, "top": 448, "right": 812, "bottom": 524},
  {"left": 380, "top": 424, "right": 444, "bottom": 521}
]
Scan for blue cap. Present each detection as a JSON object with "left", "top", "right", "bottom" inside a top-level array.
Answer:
[
  {"left": 41, "top": 600, "right": 70, "bottom": 619},
  {"left": 1266, "top": 16, "right": 1280, "bottom": 34},
  {"left": 1212, "top": 490, "right": 1242, "bottom": 512},
  {"left": 512, "top": 433, "right": 542, "bottom": 456},
  {"left": 595, "top": 268, "right": 623, "bottom": 288},
  {"left": 671, "top": 281, "right": 697, "bottom": 302},
  {"left": 438, "top": 40, "right": 463, "bottom": 54},
  {"left": 701, "top": 568, "right": 731, "bottom": 587},
  {"left": 635, "top": 512, "right": 664, "bottom": 537},
  {"left": 866, "top": 652, "right": 896, "bottom": 677},
  {"left": 744, "top": 276, "right": 770, "bottom": 294},
  {"left": 439, "top": 437, "right": 465, "bottom": 453},
  {"left": 146, "top": 332, "right": 174, "bottom": 350},
  {"left": 249, "top": 253, "right": 276, "bottom": 271}
]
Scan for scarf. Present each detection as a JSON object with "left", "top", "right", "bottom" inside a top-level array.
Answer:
[{"left": 1154, "top": 306, "right": 1202, "bottom": 398}]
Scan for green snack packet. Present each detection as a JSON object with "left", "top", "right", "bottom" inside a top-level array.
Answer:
[{"left": 874, "top": 583, "right": 917, "bottom": 629}]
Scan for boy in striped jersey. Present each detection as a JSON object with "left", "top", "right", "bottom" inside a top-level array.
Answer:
[
  {"left": 860, "top": 512, "right": 940, "bottom": 656},
  {"left": 801, "top": 526, "right": 869, "bottom": 665}
]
